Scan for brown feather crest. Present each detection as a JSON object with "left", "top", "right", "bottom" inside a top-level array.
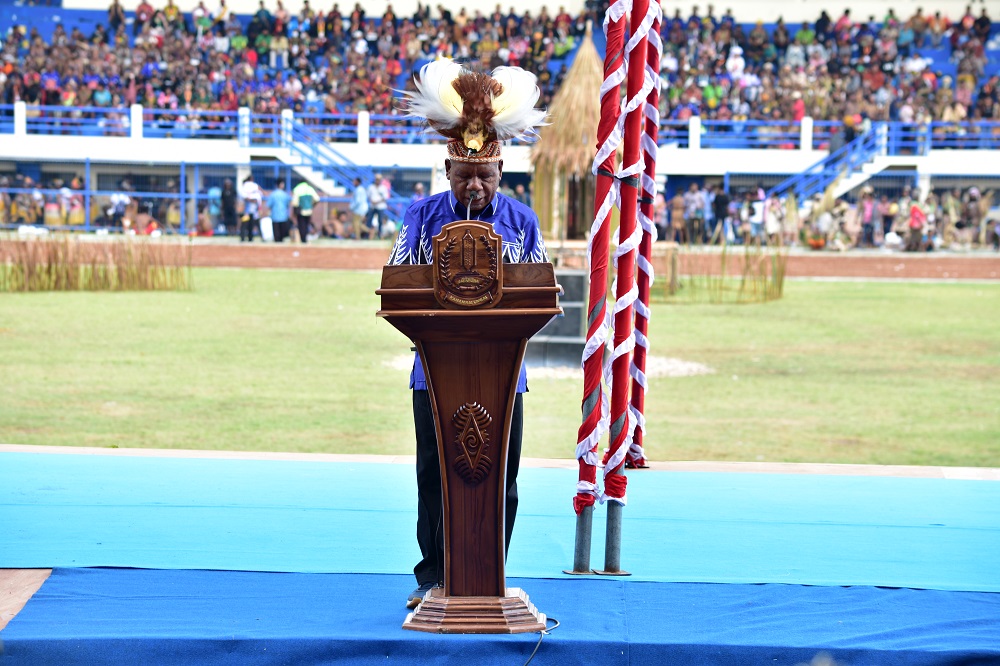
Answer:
[{"left": 448, "top": 72, "right": 504, "bottom": 143}]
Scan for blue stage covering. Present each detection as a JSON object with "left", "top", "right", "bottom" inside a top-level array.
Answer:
[
  {"left": 2, "top": 452, "right": 999, "bottom": 592},
  {"left": 2, "top": 569, "right": 999, "bottom": 666},
  {"left": 1, "top": 450, "right": 999, "bottom": 665}
]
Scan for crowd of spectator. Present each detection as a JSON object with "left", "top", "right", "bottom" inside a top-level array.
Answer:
[
  {"left": 654, "top": 181, "right": 999, "bottom": 251},
  {"left": 801, "top": 184, "right": 999, "bottom": 252},
  {"left": 659, "top": 4, "right": 998, "bottom": 129},
  {"left": 0, "top": 0, "right": 590, "bottom": 124},
  {"left": 1, "top": 1, "right": 996, "bottom": 132}
]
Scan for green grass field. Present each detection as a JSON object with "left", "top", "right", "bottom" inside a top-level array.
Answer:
[{"left": 1, "top": 268, "right": 998, "bottom": 467}]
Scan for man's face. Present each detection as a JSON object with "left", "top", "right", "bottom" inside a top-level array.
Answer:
[{"left": 445, "top": 159, "right": 503, "bottom": 213}]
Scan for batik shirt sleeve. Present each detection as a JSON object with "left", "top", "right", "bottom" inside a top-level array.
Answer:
[
  {"left": 514, "top": 208, "right": 549, "bottom": 263},
  {"left": 387, "top": 201, "right": 428, "bottom": 266}
]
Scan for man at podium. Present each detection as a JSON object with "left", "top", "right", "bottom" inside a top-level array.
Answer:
[{"left": 386, "top": 59, "right": 549, "bottom": 608}]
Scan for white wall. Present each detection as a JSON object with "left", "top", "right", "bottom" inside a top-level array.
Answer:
[
  {"left": 60, "top": 0, "right": 982, "bottom": 25},
  {"left": 3, "top": 131, "right": 997, "bottom": 179}
]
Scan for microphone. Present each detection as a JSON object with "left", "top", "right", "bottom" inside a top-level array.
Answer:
[{"left": 466, "top": 191, "right": 481, "bottom": 221}]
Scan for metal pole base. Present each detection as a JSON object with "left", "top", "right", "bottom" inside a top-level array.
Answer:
[
  {"left": 599, "top": 496, "right": 627, "bottom": 576},
  {"left": 564, "top": 504, "right": 594, "bottom": 575}
]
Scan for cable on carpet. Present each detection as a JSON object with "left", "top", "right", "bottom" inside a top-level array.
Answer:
[{"left": 522, "top": 616, "right": 560, "bottom": 666}]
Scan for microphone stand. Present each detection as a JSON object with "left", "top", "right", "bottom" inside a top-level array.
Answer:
[{"left": 467, "top": 192, "right": 480, "bottom": 222}]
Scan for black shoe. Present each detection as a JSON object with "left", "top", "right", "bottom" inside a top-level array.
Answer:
[{"left": 406, "top": 582, "right": 436, "bottom": 609}]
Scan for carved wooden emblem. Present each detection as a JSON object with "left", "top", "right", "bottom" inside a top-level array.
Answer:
[
  {"left": 452, "top": 402, "right": 493, "bottom": 485},
  {"left": 432, "top": 221, "right": 503, "bottom": 309}
]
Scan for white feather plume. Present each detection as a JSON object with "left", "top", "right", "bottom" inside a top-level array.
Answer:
[
  {"left": 402, "top": 58, "right": 465, "bottom": 129},
  {"left": 490, "top": 66, "right": 549, "bottom": 142}
]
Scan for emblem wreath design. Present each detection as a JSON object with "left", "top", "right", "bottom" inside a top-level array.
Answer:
[
  {"left": 436, "top": 230, "right": 499, "bottom": 308},
  {"left": 452, "top": 402, "right": 493, "bottom": 485}
]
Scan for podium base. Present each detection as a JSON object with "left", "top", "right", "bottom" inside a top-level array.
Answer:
[{"left": 402, "top": 587, "right": 547, "bottom": 634}]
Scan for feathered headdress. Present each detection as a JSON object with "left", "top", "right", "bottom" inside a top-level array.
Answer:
[{"left": 401, "top": 58, "right": 549, "bottom": 163}]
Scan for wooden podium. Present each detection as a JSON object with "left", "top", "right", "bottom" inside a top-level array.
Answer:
[{"left": 377, "top": 221, "right": 562, "bottom": 634}]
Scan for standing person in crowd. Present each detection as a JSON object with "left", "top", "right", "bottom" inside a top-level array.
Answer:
[
  {"left": 134, "top": 0, "right": 154, "bottom": 35},
  {"left": 711, "top": 185, "right": 730, "bottom": 244},
  {"left": 670, "top": 188, "right": 686, "bottom": 243},
  {"left": 220, "top": 179, "right": 238, "bottom": 236},
  {"left": 349, "top": 176, "right": 369, "bottom": 239},
  {"left": 292, "top": 178, "right": 319, "bottom": 243},
  {"left": 877, "top": 194, "right": 894, "bottom": 243},
  {"left": 267, "top": 179, "right": 292, "bottom": 242},
  {"left": 683, "top": 182, "right": 704, "bottom": 245},
  {"left": 653, "top": 191, "right": 668, "bottom": 241},
  {"left": 513, "top": 183, "right": 531, "bottom": 207},
  {"left": 702, "top": 183, "right": 716, "bottom": 243},
  {"left": 108, "top": 0, "right": 126, "bottom": 35},
  {"left": 207, "top": 182, "right": 222, "bottom": 233},
  {"left": 365, "top": 173, "right": 389, "bottom": 238},
  {"left": 387, "top": 59, "right": 548, "bottom": 610},
  {"left": 858, "top": 187, "right": 876, "bottom": 248},
  {"left": 108, "top": 179, "right": 132, "bottom": 229},
  {"left": 906, "top": 196, "right": 928, "bottom": 252},
  {"left": 239, "top": 174, "right": 263, "bottom": 242},
  {"left": 410, "top": 182, "right": 426, "bottom": 204}
]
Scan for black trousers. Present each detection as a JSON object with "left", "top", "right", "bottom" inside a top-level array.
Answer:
[
  {"left": 272, "top": 220, "right": 291, "bottom": 242},
  {"left": 413, "top": 389, "right": 522, "bottom": 586},
  {"left": 297, "top": 213, "right": 312, "bottom": 243},
  {"left": 239, "top": 216, "right": 258, "bottom": 242}
]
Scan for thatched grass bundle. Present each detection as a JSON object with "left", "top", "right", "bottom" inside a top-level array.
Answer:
[
  {"left": 656, "top": 243, "right": 788, "bottom": 305},
  {"left": 0, "top": 235, "right": 192, "bottom": 292}
]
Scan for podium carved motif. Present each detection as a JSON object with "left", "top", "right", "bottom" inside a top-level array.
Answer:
[
  {"left": 452, "top": 402, "right": 493, "bottom": 485},
  {"left": 433, "top": 223, "right": 503, "bottom": 309}
]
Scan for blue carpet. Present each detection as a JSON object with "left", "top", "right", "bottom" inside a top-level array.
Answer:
[
  {"left": 2, "top": 452, "right": 999, "bottom": 592},
  {"left": 1, "top": 568, "right": 998, "bottom": 666}
]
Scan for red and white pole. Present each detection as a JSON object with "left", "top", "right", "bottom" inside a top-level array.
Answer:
[
  {"left": 598, "top": 0, "right": 659, "bottom": 576},
  {"left": 627, "top": 11, "right": 662, "bottom": 470},
  {"left": 568, "top": 4, "right": 628, "bottom": 575}
]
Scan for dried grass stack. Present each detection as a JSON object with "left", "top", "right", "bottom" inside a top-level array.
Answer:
[
  {"left": 530, "top": 27, "right": 605, "bottom": 177},
  {"left": 0, "top": 235, "right": 192, "bottom": 293}
]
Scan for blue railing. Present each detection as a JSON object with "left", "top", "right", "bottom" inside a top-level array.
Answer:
[
  {"left": 8, "top": 104, "right": 1000, "bottom": 155},
  {"left": 144, "top": 108, "right": 239, "bottom": 140},
  {"left": 701, "top": 120, "right": 801, "bottom": 150},
  {"left": 657, "top": 120, "right": 689, "bottom": 148},
  {"left": 927, "top": 121, "right": 1000, "bottom": 150},
  {"left": 0, "top": 104, "right": 14, "bottom": 134},
  {"left": 767, "top": 125, "right": 884, "bottom": 202},
  {"left": 249, "top": 113, "right": 282, "bottom": 146},
  {"left": 370, "top": 113, "right": 435, "bottom": 144},
  {"left": 884, "top": 122, "right": 930, "bottom": 155},
  {"left": 297, "top": 112, "right": 359, "bottom": 142},
  {"left": 21, "top": 104, "right": 131, "bottom": 137},
  {"left": 812, "top": 120, "right": 839, "bottom": 150}
]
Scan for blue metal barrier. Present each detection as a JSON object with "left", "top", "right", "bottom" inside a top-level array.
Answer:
[
  {"left": 23, "top": 104, "right": 131, "bottom": 137},
  {"left": 928, "top": 121, "right": 1000, "bottom": 150},
  {"left": 0, "top": 104, "right": 14, "bottom": 134},
  {"left": 370, "top": 113, "right": 433, "bottom": 144},
  {"left": 296, "top": 113, "right": 359, "bottom": 142},
  {"left": 144, "top": 108, "right": 240, "bottom": 140},
  {"left": 812, "top": 120, "right": 839, "bottom": 149},
  {"left": 884, "top": 122, "right": 930, "bottom": 155},
  {"left": 657, "top": 120, "right": 689, "bottom": 148},
  {"left": 8, "top": 105, "right": 1000, "bottom": 154},
  {"left": 702, "top": 119, "right": 801, "bottom": 150}
]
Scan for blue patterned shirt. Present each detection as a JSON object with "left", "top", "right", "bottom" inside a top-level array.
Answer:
[{"left": 387, "top": 190, "right": 549, "bottom": 392}]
